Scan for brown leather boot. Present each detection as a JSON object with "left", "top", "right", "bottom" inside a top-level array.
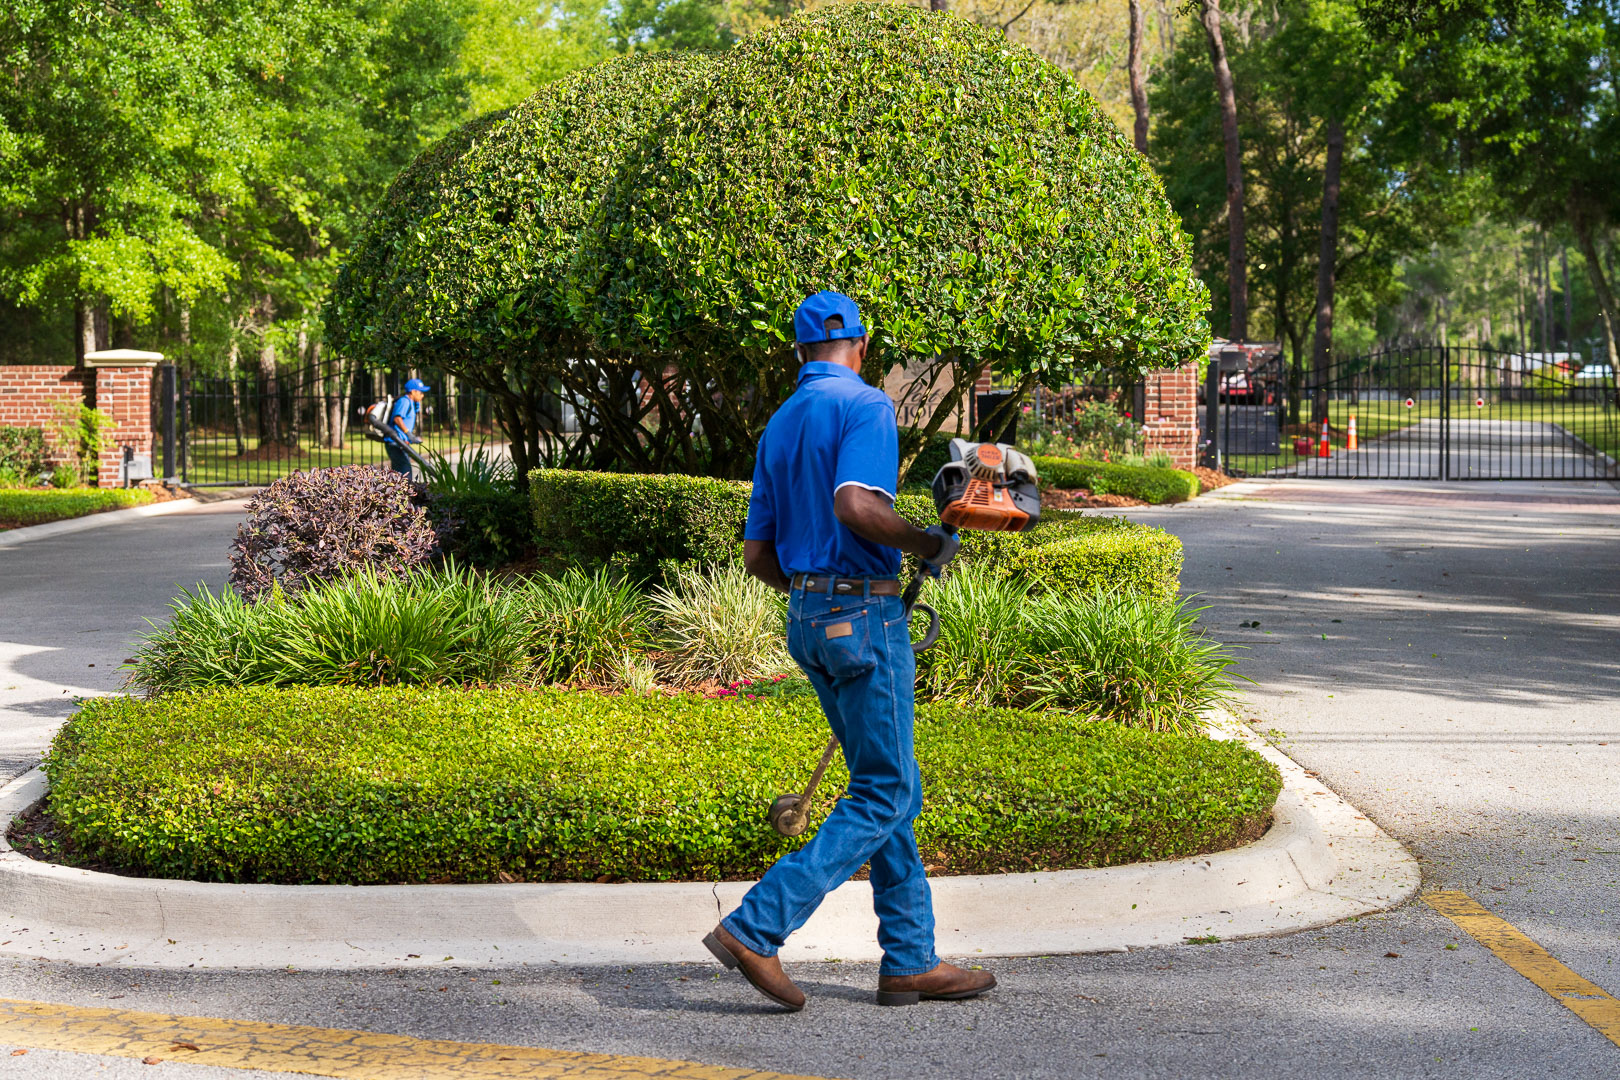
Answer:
[
  {"left": 875, "top": 961, "right": 997, "bottom": 1006},
  {"left": 702, "top": 924, "right": 806, "bottom": 1012}
]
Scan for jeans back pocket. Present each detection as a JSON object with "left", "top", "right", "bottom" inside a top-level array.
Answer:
[{"left": 806, "top": 607, "right": 876, "bottom": 679}]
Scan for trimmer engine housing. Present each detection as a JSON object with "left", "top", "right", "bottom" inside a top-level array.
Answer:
[{"left": 930, "top": 438, "right": 1040, "bottom": 533}]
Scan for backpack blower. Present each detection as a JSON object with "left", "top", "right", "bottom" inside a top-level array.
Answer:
[{"left": 766, "top": 439, "right": 1041, "bottom": 837}]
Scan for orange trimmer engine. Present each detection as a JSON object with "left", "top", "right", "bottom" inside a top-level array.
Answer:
[{"left": 930, "top": 438, "right": 1041, "bottom": 533}]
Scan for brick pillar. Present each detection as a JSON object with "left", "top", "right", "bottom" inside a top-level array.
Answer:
[
  {"left": 91, "top": 364, "right": 157, "bottom": 487},
  {"left": 1140, "top": 360, "right": 1199, "bottom": 470}
]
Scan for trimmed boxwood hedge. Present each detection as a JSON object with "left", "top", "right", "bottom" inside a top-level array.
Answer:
[
  {"left": 1034, "top": 456, "right": 1201, "bottom": 504},
  {"left": 530, "top": 469, "right": 752, "bottom": 580},
  {"left": 44, "top": 686, "right": 1280, "bottom": 885},
  {"left": 531, "top": 468, "right": 1182, "bottom": 598},
  {"left": 892, "top": 493, "right": 1183, "bottom": 602}
]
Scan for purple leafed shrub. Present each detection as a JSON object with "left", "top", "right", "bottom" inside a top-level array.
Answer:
[{"left": 229, "top": 465, "right": 438, "bottom": 601}]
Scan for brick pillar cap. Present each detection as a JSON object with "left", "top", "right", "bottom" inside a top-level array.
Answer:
[{"left": 83, "top": 350, "right": 162, "bottom": 368}]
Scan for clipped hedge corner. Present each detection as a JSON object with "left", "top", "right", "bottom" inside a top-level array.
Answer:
[
  {"left": 45, "top": 686, "right": 1280, "bottom": 885},
  {"left": 1034, "top": 456, "right": 1200, "bottom": 504}
]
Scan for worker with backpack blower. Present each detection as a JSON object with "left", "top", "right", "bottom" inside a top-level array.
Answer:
[
  {"left": 702, "top": 291, "right": 997, "bottom": 1011},
  {"left": 383, "top": 378, "right": 431, "bottom": 477}
]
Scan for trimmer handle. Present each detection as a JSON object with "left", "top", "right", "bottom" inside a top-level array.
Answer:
[{"left": 903, "top": 523, "right": 955, "bottom": 654}]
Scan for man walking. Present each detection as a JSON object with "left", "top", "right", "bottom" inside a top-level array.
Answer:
[
  {"left": 703, "top": 291, "right": 997, "bottom": 1011},
  {"left": 385, "top": 378, "right": 430, "bottom": 477}
]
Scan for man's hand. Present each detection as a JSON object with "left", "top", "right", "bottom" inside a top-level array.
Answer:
[
  {"left": 743, "top": 539, "right": 792, "bottom": 593},
  {"left": 919, "top": 524, "right": 960, "bottom": 576},
  {"left": 833, "top": 486, "right": 950, "bottom": 562}
]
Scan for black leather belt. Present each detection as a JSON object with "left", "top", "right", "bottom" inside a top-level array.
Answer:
[{"left": 792, "top": 574, "right": 901, "bottom": 596}]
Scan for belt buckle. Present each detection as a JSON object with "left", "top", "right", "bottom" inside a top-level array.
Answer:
[{"left": 834, "top": 579, "right": 854, "bottom": 594}]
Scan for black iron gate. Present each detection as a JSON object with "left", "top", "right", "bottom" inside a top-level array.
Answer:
[
  {"left": 157, "top": 366, "right": 498, "bottom": 486},
  {"left": 1203, "top": 344, "right": 1620, "bottom": 481}
]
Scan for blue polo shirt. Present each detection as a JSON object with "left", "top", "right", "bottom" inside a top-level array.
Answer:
[
  {"left": 745, "top": 362, "right": 901, "bottom": 578},
  {"left": 385, "top": 395, "right": 418, "bottom": 445}
]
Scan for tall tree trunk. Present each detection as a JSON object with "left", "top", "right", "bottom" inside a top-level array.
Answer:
[
  {"left": 1128, "top": 0, "right": 1151, "bottom": 154},
  {"left": 1571, "top": 218, "right": 1619, "bottom": 379},
  {"left": 1560, "top": 243, "right": 1573, "bottom": 354},
  {"left": 1514, "top": 238, "right": 1526, "bottom": 349},
  {"left": 1200, "top": 0, "right": 1247, "bottom": 341},
  {"left": 228, "top": 340, "right": 248, "bottom": 457},
  {"left": 1311, "top": 117, "right": 1345, "bottom": 425},
  {"left": 311, "top": 340, "right": 329, "bottom": 447},
  {"left": 327, "top": 354, "right": 352, "bottom": 450},
  {"left": 258, "top": 295, "right": 280, "bottom": 448},
  {"left": 286, "top": 324, "right": 308, "bottom": 450},
  {"left": 77, "top": 300, "right": 99, "bottom": 360},
  {"left": 68, "top": 204, "right": 107, "bottom": 361},
  {"left": 1542, "top": 233, "right": 1555, "bottom": 359}
]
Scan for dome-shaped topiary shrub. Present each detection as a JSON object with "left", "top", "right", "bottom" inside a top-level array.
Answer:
[
  {"left": 568, "top": 5, "right": 1210, "bottom": 406},
  {"left": 331, "top": 5, "right": 1209, "bottom": 480}
]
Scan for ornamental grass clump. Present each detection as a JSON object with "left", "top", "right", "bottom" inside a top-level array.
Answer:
[
  {"left": 915, "top": 564, "right": 1030, "bottom": 707},
  {"left": 913, "top": 571, "right": 1240, "bottom": 732},
  {"left": 651, "top": 563, "right": 792, "bottom": 686},
  {"left": 229, "top": 465, "right": 437, "bottom": 601},
  {"left": 514, "top": 567, "right": 654, "bottom": 686},
  {"left": 126, "top": 564, "right": 531, "bottom": 693},
  {"left": 1019, "top": 591, "right": 1243, "bottom": 733}
]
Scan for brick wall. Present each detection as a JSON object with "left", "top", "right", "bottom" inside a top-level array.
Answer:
[
  {"left": 0, "top": 364, "right": 156, "bottom": 486},
  {"left": 0, "top": 366, "right": 93, "bottom": 471},
  {"left": 1140, "top": 360, "right": 1199, "bottom": 470}
]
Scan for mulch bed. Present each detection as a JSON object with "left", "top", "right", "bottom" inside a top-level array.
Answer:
[
  {"left": 1193, "top": 466, "right": 1239, "bottom": 493},
  {"left": 1041, "top": 487, "right": 1150, "bottom": 510},
  {"left": 6, "top": 802, "right": 122, "bottom": 875}
]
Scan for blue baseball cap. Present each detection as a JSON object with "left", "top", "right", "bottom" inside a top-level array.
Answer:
[
  {"left": 404, "top": 378, "right": 432, "bottom": 392},
  {"left": 793, "top": 291, "right": 867, "bottom": 345}
]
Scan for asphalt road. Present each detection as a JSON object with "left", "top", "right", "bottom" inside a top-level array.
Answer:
[
  {"left": 2, "top": 480, "right": 1618, "bottom": 1078},
  {"left": 0, "top": 500, "right": 243, "bottom": 782}
]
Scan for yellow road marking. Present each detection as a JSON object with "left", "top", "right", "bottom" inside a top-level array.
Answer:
[
  {"left": 0, "top": 997, "right": 832, "bottom": 1079},
  {"left": 1425, "top": 890, "right": 1620, "bottom": 1047}
]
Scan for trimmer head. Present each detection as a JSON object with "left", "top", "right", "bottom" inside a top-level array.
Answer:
[{"left": 930, "top": 438, "right": 1041, "bottom": 533}]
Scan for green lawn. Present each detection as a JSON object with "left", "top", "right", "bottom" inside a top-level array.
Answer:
[
  {"left": 180, "top": 431, "right": 501, "bottom": 485},
  {"left": 0, "top": 487, "right": 155, "bottom": 530}
]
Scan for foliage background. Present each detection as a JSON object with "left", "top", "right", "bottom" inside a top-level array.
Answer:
[{"left": 1, "top": 0, "right": 1613, "bottom": 388}]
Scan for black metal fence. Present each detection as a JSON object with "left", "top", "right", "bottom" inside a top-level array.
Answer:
[
  {"left": 158, "top": 366, "right": 499, "bottom": 486},
  {"left": 1202, "top": 343, "right": 1620, "bottom": 481}
]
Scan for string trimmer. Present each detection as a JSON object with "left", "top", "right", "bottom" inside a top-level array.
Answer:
[{"left": 766, "top": 439, "right": 1041, "bottom": 837}]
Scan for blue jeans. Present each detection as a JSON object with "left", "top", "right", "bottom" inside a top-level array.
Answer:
[
  {"left": 385, "top": 443, "right": 413, "bottom": 477},
  {"left": 721, "top": 581, "right": 938, "bottom": 976}
]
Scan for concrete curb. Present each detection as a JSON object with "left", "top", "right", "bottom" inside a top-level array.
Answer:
[
  {"left": 0, "top": 721, "right": 1417, "bottom": 970},
  {"left": 0, "top": 497, "right": 200, "bottom": 549}
]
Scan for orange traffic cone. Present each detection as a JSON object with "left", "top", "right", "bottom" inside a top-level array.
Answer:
[
  {"left": 1317, "top": 427, "right": 1331, "bottom": 458},
  {"left": 1347, "top": 414, "right": 1358, "bottom": 451}
]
